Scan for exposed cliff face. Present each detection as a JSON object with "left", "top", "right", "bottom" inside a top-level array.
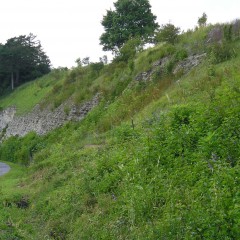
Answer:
[
  {"left": 0, "top": 94, "right": 99, "bottom": 139},
  {"left": 0, "top": 54, "right": 206, "bottom": 140},
  {"left": 135, "top": 53, "right": 206, "bottom": 83},
  {"left": 173, "top": 53, "right": 207, "bottom": 75},
  {"left": 0, "top": 107, "right": 16, "bottom": 131}
]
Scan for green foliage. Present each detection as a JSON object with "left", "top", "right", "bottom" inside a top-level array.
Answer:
[
  {"left": 75, "top": 57, "right": 82, "bottom": 67},
  {"left": 89, "top": 62, "right": 104, "bottom": 78},
  {"left": 82, "top": 57, "right": 90, "bottom": 66},
  {"left": 100, "top": 0, "right": 159, "bottom": 53},
  {"left": 155, "top": 23, "right": 181, "bottom": 44},
  {"left": 134, "top": 43, "right": 176, "bottom": 74},
  {"left": 232, "top": 19, "right": 240, "bottom": 39},
  {"left": 198, "top": 12, "right": 207, "bottom": 27},
  {"left": 224, "top": 24, "right": 233, "bottom": 41},
  {"left": 0, "top": 33, "right": 51, "bottom": 91},
  {"left": 116, "top": 37, "right": 143, "bottom": 62},
  {"left": 0, "top": 132, "right": 43, "bottom": 165},
  {"left": 0, "top": 70, "right": 65, "bottom": 115},
  {"left": 174, "top": 47, "right": 188, "bottom": 61},
  {"left": 1, "top": 22, "right": 240, "bottom": 240},
  {"left": 179, "top": 25, "right": 211, "bottom": 53},
  {"left": 207, "top": 42, "right": 236, "bottom": 64}
]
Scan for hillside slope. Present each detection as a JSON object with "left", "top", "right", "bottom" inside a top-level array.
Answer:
[{"left": 0, "top": 24, "right": 240, "bottom": 239}]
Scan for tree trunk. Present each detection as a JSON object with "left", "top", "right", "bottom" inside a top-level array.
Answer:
[{"left": 11, "top": 72, "right": 14, "bottom": 90}]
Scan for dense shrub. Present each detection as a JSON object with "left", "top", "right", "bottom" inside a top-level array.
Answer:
[
  {"left": 207, "top": 42, "right": 236, "bottom": 63},
  {"left": 155, "top": 23, "right": 180, "bottom": 44},
  {"left": 0, "top": 132, "right": 43, "bottom": 165}
]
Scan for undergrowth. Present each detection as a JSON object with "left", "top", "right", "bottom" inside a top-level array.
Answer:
[{"left": 0, "top": 23, "right": 240, "bottom": 239}]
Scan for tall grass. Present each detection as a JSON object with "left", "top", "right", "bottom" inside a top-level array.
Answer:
[
  {"left": 0, "top": 70, "right": 67, "bottom": 115},
  {"left": 0, "top": 24, "right": 240, "bottom": 239}
]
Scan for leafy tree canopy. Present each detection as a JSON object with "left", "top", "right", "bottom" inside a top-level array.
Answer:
[
  {"left": 198, "top": 12, "right": 207, "bottom": 27},
  {"left": 117, "top": 37, "right": 143, "bottom": 62},
  {"left": 0, "top": 33, "right": 51, "bottom": 91},
  {"left": 100, "top": 0, "right": 159, "bottom": 53},
  {"left": 155, "top": 23, "right": 181, "bottom": 44}
]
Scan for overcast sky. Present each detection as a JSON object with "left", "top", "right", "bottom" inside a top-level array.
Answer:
[{"left": 0, "top": 0, "right": 239, "bottom": 68}]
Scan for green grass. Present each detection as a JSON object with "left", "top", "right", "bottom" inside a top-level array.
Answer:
[
  {"left": 0, "top": 161, "right": 26, "bottom": 195},
  {"left": 0, "top": 70, "right": 66, "bottom": 115},
  {"left": 0, "top": 24, "right": 240, "bottom": 239},
  {"left": 0, "top": 162, "right": 28, "bottom": 239}
]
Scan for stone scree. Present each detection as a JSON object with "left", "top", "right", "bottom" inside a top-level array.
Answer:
[
  {"left": 135, "top": 57, "right": 169, "bottom": 83},
  {"left": 0, "top": 94, "right": 99, "bottom": 138},
  {"left": 135, "top": 54, "right": 206, "bottom": 83},
  {"left": 173, "top": 53, "right": 206, "bottom": 75}
]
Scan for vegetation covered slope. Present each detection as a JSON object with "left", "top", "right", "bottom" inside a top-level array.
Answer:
[{"left": 1, "top": 24, "right": 240, "bottom": 239}]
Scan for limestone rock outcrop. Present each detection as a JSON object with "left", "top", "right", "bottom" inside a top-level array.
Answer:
[
  {"left": 173, "top": 53, "right": 206, "bottom": 75},
  {"left": 0, "top": 94, "right": 99, "bottom": 139},
  {"left": 134, "top": 54, "right": 206, "bottom": 83}
]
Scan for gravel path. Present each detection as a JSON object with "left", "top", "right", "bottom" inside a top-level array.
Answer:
[{"left": 0, "top": 162, "right": 10, "bottom": 176}]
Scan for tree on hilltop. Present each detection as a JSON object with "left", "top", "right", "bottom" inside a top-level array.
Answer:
[
  {"left": 100, "top": 0, "right": 159, "bottom": 54},
  {"left": 198, "top": 12, "right": 207, "bottom": 27},
  {"left": 155, "top": 23, "right": 180, "bottom": 44}
]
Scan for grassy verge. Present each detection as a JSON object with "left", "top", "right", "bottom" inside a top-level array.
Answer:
[
  {"left": 0, "top": 161, "right": 26, "bottom": 194},
  {"left": 0, "top": 162, "right": 29, "bottom": 239}
]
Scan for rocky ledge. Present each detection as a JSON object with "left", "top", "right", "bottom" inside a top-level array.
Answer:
[
  {"left": 135, "top": 53, "right": 206, "bottom": 83},
  {"left": 0, "top": 94, "right": 100, "bottom": 139}
]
